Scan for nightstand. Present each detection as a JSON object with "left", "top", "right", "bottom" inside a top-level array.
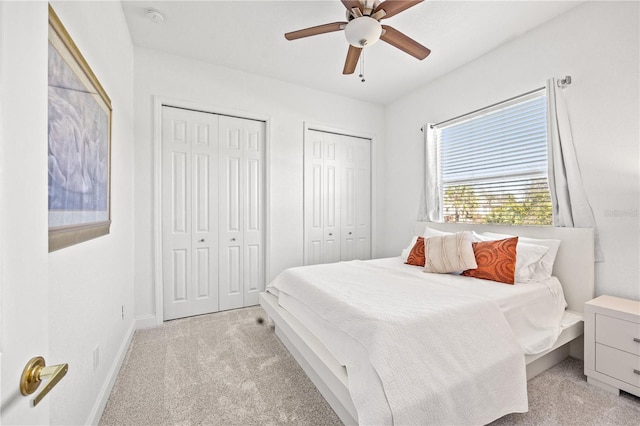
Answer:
[{"left": 584, "top": 295, "right": 640, "bottom": 397}]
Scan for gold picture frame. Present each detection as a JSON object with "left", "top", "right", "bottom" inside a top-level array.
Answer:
[{"left": 48, "top": 5, "right": 112, "bottom": 252}]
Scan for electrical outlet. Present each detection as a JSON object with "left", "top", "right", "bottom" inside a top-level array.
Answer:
[{"left": 93, "top": 345, "right": 100, "bottom": 371}]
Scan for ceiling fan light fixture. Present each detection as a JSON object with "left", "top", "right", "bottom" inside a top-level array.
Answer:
[{"left": 344, "top": 17, "right": 382, "bottom": 47}]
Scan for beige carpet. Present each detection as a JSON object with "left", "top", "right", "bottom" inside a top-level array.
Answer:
[{"left": 100, "top": 306, "right": 639, "bottom": 425}]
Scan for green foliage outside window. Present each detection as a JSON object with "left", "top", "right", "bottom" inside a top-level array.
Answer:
[{"left": 443, "top": 183, "right": 552, "bottom": 226}]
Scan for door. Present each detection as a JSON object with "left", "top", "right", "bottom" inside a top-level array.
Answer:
[
  {"left": 304, "top": 129, "right": 372, "bottom": 265},
  {"left": 341, "top": 137, "right": 357, "bottom": 260},
  {"left": 218, "top": 115, "right": 265, "bottom": 310},
  {"left": 353, "top": 136, "right": 372, "bottom": 260},
  {"left": 162, "top": 106, "right": 219, "bottom": 320},
  {"left": 1, "top": 2, "right": 51, "bottom": 424},
  {"left": 303, "top": 129, "right": 325, "bottom": 265},
  {"left": 340, "top": 135, "right": 371, "bottom": 261},
  {"left": 304, "top": 130, "right": 342, "bottom": 265},
  {"left": 322, "top": 134, "right": 342, "bottom": 263}
]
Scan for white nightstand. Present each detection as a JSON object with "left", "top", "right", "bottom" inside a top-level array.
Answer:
[{"left": 584, "top": 295, "right": 640, "bottom": 397}]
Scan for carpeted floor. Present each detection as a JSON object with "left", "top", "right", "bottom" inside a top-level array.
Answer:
[{"left": 100, "top": 306, "right": 639, "bottom": 425}]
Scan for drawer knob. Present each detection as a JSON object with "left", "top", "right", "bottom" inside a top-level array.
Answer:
[
  {"left": 634, "top": 369, "right": 640, "bottom": 376},
  {"left": 634, "top": 337, "right": 640, "bottom": 343}
]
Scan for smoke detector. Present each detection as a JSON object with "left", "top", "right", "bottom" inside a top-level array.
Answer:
[{"left": 145, "top": 8, "right": 165, "bottom": 24}]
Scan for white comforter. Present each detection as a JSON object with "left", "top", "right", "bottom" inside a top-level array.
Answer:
[{"left": 268, "top": 260, "right": 530, "bottom": 425}]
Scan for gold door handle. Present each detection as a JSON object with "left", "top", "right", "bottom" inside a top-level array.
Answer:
[{"left": 20, "top": 356, "right": 68, "bottom": 406}]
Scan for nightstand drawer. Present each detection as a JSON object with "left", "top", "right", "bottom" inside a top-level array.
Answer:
[
  {"left": 595, "top": 344, "right": 640, "bottom": 388},
  {"left": 595, "top": 314, "right": 640, "bottom": 355}
]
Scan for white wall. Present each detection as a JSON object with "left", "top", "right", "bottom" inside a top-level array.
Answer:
[
  {"left": 47, "top": 2, "right": 135, "bottom": 425},
  {"left": 382, "top": 1, "right": 640, "bottom": 300},
  {"left": 133, "top": 48, "right": 385, "bottom": 324}
]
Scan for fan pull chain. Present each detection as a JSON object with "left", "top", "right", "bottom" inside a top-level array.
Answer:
[{"left": 359, "top": 49, "right": 365, "bottom": 83}]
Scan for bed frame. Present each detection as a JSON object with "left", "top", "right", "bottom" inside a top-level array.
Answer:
[{"left": 260, "top": 223, "right": 594, "bottom": 425}]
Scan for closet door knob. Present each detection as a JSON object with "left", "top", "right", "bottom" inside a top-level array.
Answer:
[
  {"left": 348, "top": 232, "right": 352, "bottom": 235},
  {"left": 231, "top": 238, "right": 236, "bottom": 242},
  {"left": 199, "top": 239, "right": 205, "bottom": 242},
  {"left": 328, "top": 233, "right": 333, "bottom": 236}
]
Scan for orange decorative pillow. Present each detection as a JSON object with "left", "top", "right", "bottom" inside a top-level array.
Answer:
[
  {"left": 462, "top": 237, "right": 518, "bottom": 284},
  {"left": 405, "top": 236, "right": 425, "bottom": 266}
]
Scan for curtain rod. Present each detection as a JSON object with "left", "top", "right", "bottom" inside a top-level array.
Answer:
[{"left": 421, "top": 76, "right": 572, "bottom": 132}]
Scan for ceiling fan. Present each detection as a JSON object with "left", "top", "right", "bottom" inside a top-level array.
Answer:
[{"left": 285, "top": 0, "right": 431, "bottom": 76}]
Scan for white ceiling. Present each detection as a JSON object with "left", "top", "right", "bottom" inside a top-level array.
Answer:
[{"left": 122, "top": 0, "right": 582, "bottom": 105}]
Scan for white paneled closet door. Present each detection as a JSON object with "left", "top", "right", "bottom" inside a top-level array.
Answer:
[
  {"left": 162, "top": 107, "right": 265, "bottom": 320},
  {"left": 353, "top": 136, "right": 371, "bottom": 260},
  {"left": 340, "top": 135, "right": 371, "bottom": 261},
  {"left": 323, "top": 133, "right": 342, "bottom": 264},
  {"left": 218, "top": 115, "right": 265, "bottom": 311},
  {"left": 304, "top": 130, "right": 342, "bottom": 265},
  {"left": 304, "top": 129, "right": 371, "bottom": 265},
  {"left": 162, "top": 106, "right": 219, "bottom": 321},
  {"left": 303, "top": 130, "right": 323, "bottom": 265}
]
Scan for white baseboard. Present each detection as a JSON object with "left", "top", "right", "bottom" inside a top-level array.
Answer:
[
  {"left": 85, "top": 322, "right": 135, "bottom": 425},
  {"left": 135, "top": 314, "right": 159, "bottom": 329}
]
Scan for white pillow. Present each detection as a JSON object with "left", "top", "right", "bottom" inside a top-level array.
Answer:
[
  {"left": 400, "top": 236, "right": 419, "bottom": 261},
  {"left": 401, "top": 226, "right": 456, "bottom": 262},
  {"left": 514, "top": 243, "right": 550, "bottom": 281},
  {"left": 482, "top": 232, "right": 560, "bottom": 281},
  {"left": 422, "top": 225, "right": 453, "bottom": 239},
  {"left": 401, "top": 226, "right": 452, "bottom": 260},
  {"left": 423, "top": 231, "right": 477, "bottom": 274}
]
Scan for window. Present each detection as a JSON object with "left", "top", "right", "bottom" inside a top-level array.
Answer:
[{"left": 434, "top": 90, "right": 552, "bottom": 225}]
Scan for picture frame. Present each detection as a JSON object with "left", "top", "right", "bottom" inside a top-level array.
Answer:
[{"left": 48, "top": 5, "right": 112, "bottom": 252}]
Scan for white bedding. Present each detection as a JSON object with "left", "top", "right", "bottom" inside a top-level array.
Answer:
[{"left": 267, "top": 257, "right": 567, "bottom": 425}]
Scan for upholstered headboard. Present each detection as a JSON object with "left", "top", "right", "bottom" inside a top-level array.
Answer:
[{"left": 414, "top": 222, "right": 595, "bottom": 313}]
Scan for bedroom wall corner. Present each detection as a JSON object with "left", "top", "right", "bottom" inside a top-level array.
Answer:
[{"left": 47, "top": 2, "right": 136, "bottom": 425}]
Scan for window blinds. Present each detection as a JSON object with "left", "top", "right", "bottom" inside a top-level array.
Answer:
[{"left": 436, "top": 91, "right": 552, "bottom": 225}]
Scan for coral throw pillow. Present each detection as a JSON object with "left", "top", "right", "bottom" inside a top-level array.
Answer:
[
  {"left": 462, "top": 237, "right": 518, "bottom": 284},
  {"left": 406, "top": 236, "right": 425, "bottom": 266}
]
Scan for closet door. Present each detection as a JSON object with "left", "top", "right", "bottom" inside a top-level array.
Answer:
[
  {"left": 322, "top": 133, "right": 341, "bottom": 263},
  {"left": 354, "top": 137, "right": 372, "bottom": 260},
  {"left": 304, "top": 129, "right": 372, "bottom": 265},
  {"left": 304, "top": 130, "right": 324, "bottom": 265},
  {"left": 341, "top": 135, "right": 371, "bottom": 261},
  {"left": 218, "top": 115, "right": 265, "bottom": 310},
  {"left": 340, "top": 136, "right": 357, "bottom": 261},
  {"left": 304, "top": 130, "right": 341, "bottom": 265},
  {"left": 162, "top": 107, "right": 219, "bottom": 320}
]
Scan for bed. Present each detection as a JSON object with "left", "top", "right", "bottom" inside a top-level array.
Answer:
[{"left": 259, "top": 222, "right": 594, "bottom": 425}]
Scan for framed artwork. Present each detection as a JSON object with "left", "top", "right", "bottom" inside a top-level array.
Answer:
[{"left": 48, "top": 5, "right": 112, "bottom": 252}]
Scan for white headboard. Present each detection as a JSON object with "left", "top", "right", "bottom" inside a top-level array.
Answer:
[{"left": 415, "top": 222, "right": 595, "bottom": 313}]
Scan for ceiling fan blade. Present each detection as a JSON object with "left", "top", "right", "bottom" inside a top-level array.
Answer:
[
  {"left": 380, "top": 25, "right": 431, "bottom": 60},
  {"left": 375, "top": 0, "right": 423, "bottom": 19},
  {"left": 285, "top": 22, "right": 347, "bottom": 40},
  {"left": 343, "top": 45, "right": 362, "bottom": 74},
  {"left": 341, "top": 0, "right": 363, "bottom": 13}
]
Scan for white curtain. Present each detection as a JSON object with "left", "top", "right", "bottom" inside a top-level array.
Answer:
[
  {"left": 418, "top": 125, "right": 441, "bottom": 222},
  {"left": 546, "top": 78, "right": 604, "bottom": 261}
]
